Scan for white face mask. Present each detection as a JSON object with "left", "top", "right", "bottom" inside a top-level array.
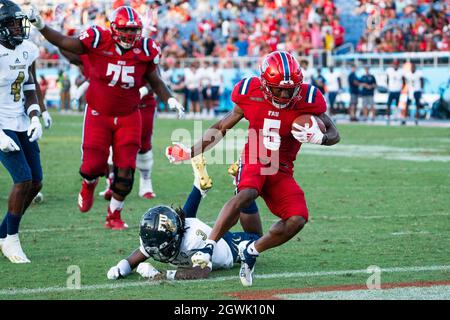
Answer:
[{"left": 272, "top": 100, "right": 288, "bottom": 109}]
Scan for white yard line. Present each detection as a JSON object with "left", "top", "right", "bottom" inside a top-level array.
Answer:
[
  {"left": 21, "top": 211, "right": 449, "bottom": 234},
  {"left": 0, "top": 265, "right": 448, "bottom": 296}
]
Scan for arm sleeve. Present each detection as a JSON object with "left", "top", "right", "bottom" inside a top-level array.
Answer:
[{"left": 143, "top": 38, "right": 161, "bottom": 74}]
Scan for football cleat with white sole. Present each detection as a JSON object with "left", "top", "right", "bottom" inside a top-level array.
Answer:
[
  {"left": 1, "top": 234, "right": 30, "bottom": 263},
  {"left": 228, "top": 161, "right": 239, "bottom": 178},
  {"left": 139, "top": 177, "right": 156, "bottom": 199},
  {"left": 191, "top": 155, "right": 212, "bottom": 197},
  {"left": 238, "top": 240, "right": 258, "bottom": 287},
  {"left": 78, "top": 178, "right": 99, "bottom": 212},
  {"left": 191, "top": 244, "right": 214, "bottom": 269},
  {"left": 33, "top": 192, "right": 44, "bottom": 204}
]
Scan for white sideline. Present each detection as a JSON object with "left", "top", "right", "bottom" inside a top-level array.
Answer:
[{"left": 0, "top": 265, "right": 448, "bottom": 296}]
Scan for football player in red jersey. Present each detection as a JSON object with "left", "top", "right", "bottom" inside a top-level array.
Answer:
[
  {"left": 28, "top": 6, "right": 184, "bottom": 230},
  {"left": 59, "top": 50, "right": 158, "bottom": 200},
  {"left": 166, "top": 51, "right": 340, "bottom": 286}
]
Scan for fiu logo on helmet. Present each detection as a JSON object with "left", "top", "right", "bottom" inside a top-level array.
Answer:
[{"left": 158, "top": 214, "right": 176, "bottom": 232}]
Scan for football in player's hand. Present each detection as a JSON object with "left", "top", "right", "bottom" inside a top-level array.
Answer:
[{"left": 292, "top": 114, "right": 326, "bottom": 133}]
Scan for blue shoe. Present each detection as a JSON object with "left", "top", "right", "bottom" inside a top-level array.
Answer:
[{"left": 238, "top": 241, "right": 258, "bottom": 286}]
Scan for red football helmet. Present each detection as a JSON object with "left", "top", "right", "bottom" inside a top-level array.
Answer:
[
  {"left": 260, "top": 51, "right": 303, "bottom": 108},
  {"left": 110, "top": 6, "right": 143, "bottom": 49}
]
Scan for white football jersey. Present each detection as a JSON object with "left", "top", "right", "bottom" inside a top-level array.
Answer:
[
  {"left": 0, "top": 40, "right": 39, "bottom": 132},
  {"left": 386, "top": 67, "right": 405, "bottom": 92},
  {"left": 140, "top": 218, "right": 234, "bottom": 270}
]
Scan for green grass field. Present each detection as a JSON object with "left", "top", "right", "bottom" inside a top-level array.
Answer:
[{"left": 0, "top": 113, "right": 449, "bottom": 300}]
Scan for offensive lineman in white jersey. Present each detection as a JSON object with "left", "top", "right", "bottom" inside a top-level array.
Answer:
[{"left": 0, "top": 0, "right": 43, "bottom": 263}]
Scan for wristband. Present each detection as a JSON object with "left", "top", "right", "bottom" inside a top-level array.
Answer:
[
  {"left": 166, "top": 270, "right": 177, "bottom": 280},
  {"left": 27, "top": 104, "right": 41, "bottom": 117},
  {"left": 23, "top": 84, "right": 36, "bottom": 91},
  {"left": 117, "top": 259, "right": 132, "bottom": 277}
]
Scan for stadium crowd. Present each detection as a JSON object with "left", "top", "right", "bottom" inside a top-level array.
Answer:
[
  {"left": 355, "top": 0, "right": 450, "bottom": 53},
  {"left": 28, "top": 0, "right": 345, "bottom": 60}
]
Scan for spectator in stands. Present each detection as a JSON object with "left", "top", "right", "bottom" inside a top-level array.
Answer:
[
  {"left": 405, "top": 63, "right": 425, "bottom": 125},
  {"left": 324, "top": 66, "right": 342, "bottom": 116},
  {"left": 386, "top": 60, "right": 406, "bottom": 124},
  {"left": 348, "top": 64, "right": 360, "bottom": 122},
  {"left": 202, "top": 34, "right": 216, "bottom": 56},
  {"left": 359, "top": 67, "right": 378, "bottom": 122},
  {"left": 235, "top": 34, "right": 249, "bottom": 57}
]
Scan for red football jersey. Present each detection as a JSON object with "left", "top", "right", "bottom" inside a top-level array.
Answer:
[
  {"left": 231, "top": 77, "right": 327, "bottom": 172},
  {"left": 79, "top": 26, "right": 160, "bottom": 116}
]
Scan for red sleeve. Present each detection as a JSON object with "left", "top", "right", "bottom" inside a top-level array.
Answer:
[
  {"left": 300, "top": 85, "right": 327, "bottom": 115},
  {"left": 142, "top": 38, "right": 161, "bottom": 73},
  {"left": 310, "top": 88, "right": 327, "bottom": 115},
  {"left": 231, "top": 79, "right": 246, "bottom": 105},
  {"left": 78, "top": 26, "right": 106, "bottom": 52}
]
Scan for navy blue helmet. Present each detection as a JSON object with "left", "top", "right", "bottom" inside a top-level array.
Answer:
[
  {"left": 139, "top": 205, "right": 185, "bottom": 263},
  {"left": 0, "top": 0, "right": 30, "bottom": 47}
]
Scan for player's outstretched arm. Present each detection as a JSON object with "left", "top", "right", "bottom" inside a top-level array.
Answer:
[
  {"left": 166, "top": 105, "right": 244, "bottom": 163},
  {"left": 190, "top": 104, "right": 244, "bottom": 157},
  {"left": 31, "top": 63, "right": 52, "bottom": 129},
  {"left": 164, "top": 266, "right": 212, "bottom": 280},
  {"left": 146, "top": 67, "right": 184, "bottom": 118},
  {"left": 28, "top": 8, "right": 84, "bottom": 55},
  {"left": 318, "top": 113, "right": 340, "bottom": 146},
  {"left": 23, "top": 66, "right": 43, "bottom": 143}
]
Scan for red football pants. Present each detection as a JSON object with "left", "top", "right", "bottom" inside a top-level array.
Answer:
[
  {"left": 80, "top": 106, "right": 141, "bottom": 177},
  {"left": 235, "top": 160, "right": 309, "bottom": 221},
  {"left": 139, "top": 105, "right": 156, "bottom": 152}
]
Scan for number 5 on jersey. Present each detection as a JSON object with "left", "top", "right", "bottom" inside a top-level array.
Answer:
[
  {"left": 263, "top": 118, "right": 281, "bottom": 151},
  {"left": 106, "top": 63, "right": 135, "bottom": 88}
]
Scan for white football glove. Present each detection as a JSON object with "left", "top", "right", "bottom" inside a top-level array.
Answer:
[
  {"left": 0, "top": 130, "right": 20, "bottom": 152},
  {"left": 27, "top": 116, "right": 42, "bottom": 142},
  {"left": 139, "top": 86, "right": 149, "bottom": 100},
  {"left": 75, "top": 80, "right": 90, "bottom": 100},
  {"left": 107, "top": 266, "right": 121, "bottom": 280},
  {"left": 167, "top": 97, "right": 185, "bottom": 119},
  {"left": 136, "top": 262, "right": 161, "bottom": 279},
  {"left": 41, "top": 111, "right": 52, "bottom": 129},
  {"left": 291, "top": 116, "right": 324, "bottom": 145},
  {"left": 27, "top": 6, "right": 46, "bottom": 30}
]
